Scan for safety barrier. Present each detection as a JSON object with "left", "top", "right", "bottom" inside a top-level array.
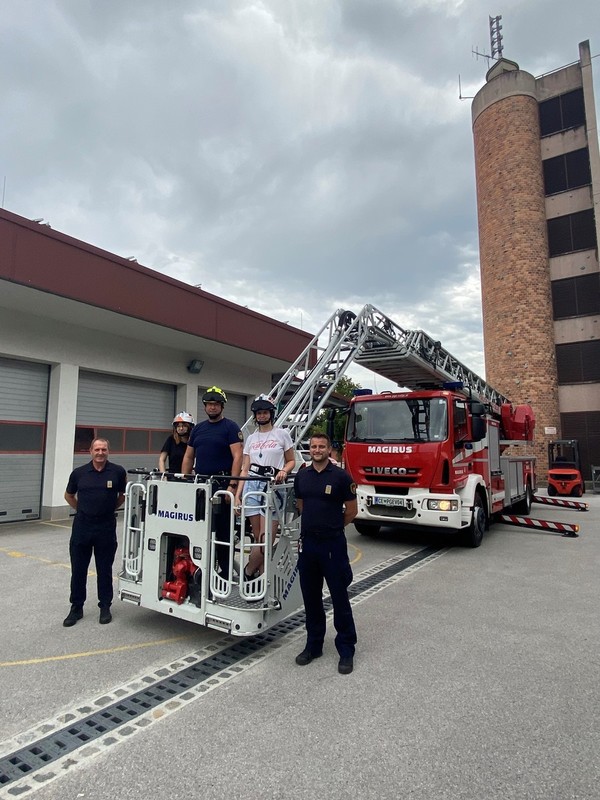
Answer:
[
  {"left": 532, "top": 495, "right": 588, "bottom": 512},
  {"left": 498, "top": 514, "right": 579, "bottom": 537}
]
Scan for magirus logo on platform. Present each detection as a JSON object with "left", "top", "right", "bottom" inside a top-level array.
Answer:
[
  {"left": 367, "top": 445, "right": 414, "bottom": 453},
  {"left": 157, "top": 509, "right": 194, "bottom": 521}
]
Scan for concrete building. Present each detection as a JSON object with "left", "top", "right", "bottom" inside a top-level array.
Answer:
[
  {"left": 472, "top": 40, "right": 600, "bottom": 481},
  {"left": 0, "top": 209, "right": 311, "bottom": 523}
]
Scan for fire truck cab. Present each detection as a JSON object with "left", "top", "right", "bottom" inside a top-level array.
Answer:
[{"left": 344, "top": 387, "right": 536, "bottom": 546}]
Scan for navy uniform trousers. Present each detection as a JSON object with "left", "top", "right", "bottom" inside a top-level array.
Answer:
[
  {"left": 298, "top": 533, "right": 357, "bottom": 659},
  {"left": 69, "top": 514, "right": 118, "bottom": 609}
]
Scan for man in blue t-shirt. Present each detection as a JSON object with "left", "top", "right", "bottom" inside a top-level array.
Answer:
[{"left": 182, "top": 387, "right": 243, "bottom": 576}]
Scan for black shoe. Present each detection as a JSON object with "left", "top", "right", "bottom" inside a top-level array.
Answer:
[
  {"left": 63, "top": 606, "right": 83, "bottom": 627},
  {"left": 338, "top": 656, "right": 354, "bottom": 675},
  {"left": 295, "top": 648, "right": 323, "bottom": 666},
  {"left": 99, "top": 607, "right": 112, "bottom": 624}
]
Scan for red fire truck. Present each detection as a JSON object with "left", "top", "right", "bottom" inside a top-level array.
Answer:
[
  {"left": 344, "top": 387, "right": 535, "bottom": 546},
  {"left": 249, "top": 304, "right": 536, "bottom": 548}
]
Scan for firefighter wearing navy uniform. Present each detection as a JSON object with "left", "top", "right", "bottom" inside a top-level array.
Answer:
[
  {"left": 181, "top": 387, "right": 243, "bottom": 577},
  {"left": 63, "top": 438, "right": 127, "bottom": 627},
  {"left": 294, "top": 432, "right": 358, "bottom": 675}
]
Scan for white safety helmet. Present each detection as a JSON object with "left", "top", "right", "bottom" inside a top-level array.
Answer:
[{"left": 173, "top": 411, "right": 195, "bottom": 426}]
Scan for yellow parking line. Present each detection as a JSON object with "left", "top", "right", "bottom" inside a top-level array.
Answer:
[
  {"left": 0, "top": 635, "right": 195, "bottom": 668},
  {"left": 348, "top": 542, "right": 362, "bottom": 565},
  {"left": 0, "top": 547, "right": 72, "bottom": 570}
]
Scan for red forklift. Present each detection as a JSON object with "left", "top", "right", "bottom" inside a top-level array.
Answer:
[{"left": 547, "top": 440, "right": 584, "bottom": 497}]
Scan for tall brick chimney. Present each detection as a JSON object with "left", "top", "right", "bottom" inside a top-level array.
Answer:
[{"left": 472, "top": 60, "right": 560, "bottom": 473}]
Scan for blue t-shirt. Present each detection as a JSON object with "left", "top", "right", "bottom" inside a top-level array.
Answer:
[{"left": 188, "top": 418, "right": 243, "bottom": 475}]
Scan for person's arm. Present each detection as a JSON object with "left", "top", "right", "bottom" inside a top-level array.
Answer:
[
  {"left": 158, "top": 451, "right": 168, "bottom": 471},
  {"left": 64, "top": 491, "right": 77, "bottom": 510},
  {"left": 227, "top": 441, "right": 243, "bottom": 494},
  {"left": 181, "top": 445, "right": 195, "bottom": 475},
  {"left": 343, "top": 498, "right": 358, "bottom": 526},
  {"left": 234, "top": 453, "right": 251, "bottom": 506},
  {"left": 116, "top": 492, "right": 126, "bottom": 509},
  {"left": 296, "top": 498, "right": 303, "bottom": 515},
  {"left": 275, "top": 447, "right": 296, "bottom": 483}
]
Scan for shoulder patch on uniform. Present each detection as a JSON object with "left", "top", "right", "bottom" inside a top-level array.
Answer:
[
  {"left": 350, "top": 483, "right": 357, "bottom": 494},
  {"left": 238, "top": 431, "right": 244, "bottom": 441}
]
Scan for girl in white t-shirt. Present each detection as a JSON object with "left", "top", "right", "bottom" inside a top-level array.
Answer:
[{"left": 234, "top": 395, "right": 295, "bottom": 581}]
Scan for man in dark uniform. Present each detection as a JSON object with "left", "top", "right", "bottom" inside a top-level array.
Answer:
[
  {"left": 181, "top": 387, "right": 243, "bottom": 576},
  {"left": 63, "top": 438, "right": 127, "bottom": 627},
  {"left": 294, "top": 432, "right": 358, "bottom": 675}
]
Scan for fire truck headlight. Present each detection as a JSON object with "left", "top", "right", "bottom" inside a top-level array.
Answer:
[{"left": 427, "top": 499, "right": 459, "bottom": 512}]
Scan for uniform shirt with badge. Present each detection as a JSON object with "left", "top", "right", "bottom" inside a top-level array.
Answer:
[
  {"left": 66, "top": 461, "right": 127, "bottom": 520},
  {"left": 294, "top": 462, "right": 356, "bottom": 537}
]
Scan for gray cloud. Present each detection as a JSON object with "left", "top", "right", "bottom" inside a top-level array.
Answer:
[{"left": 2, "top": 0, "right": 599, "bottom": 390}]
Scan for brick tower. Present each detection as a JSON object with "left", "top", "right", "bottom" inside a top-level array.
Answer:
[{"left": 472, "top": 60, "right": 560, "bottom": 472}]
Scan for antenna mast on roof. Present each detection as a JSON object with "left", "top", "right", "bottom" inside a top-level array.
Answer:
[{"left": 489, "top": 15, "right": 504, "bottom": 60}]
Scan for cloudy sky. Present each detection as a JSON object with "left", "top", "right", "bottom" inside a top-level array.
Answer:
[{"left": 2, "top": 0, "right": 599, "bottom": 389}]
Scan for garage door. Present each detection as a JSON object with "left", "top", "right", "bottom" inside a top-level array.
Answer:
[
  {"left": 0, "top": 357, "right": 49, "bottom": 523},
  {"left": 75, "top": 372, "right": 176, "bottom": 472}
]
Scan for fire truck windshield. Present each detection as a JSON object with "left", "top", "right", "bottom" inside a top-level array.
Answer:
[{"left": 347, "top": 397, "right": 448, "bottom": 443}]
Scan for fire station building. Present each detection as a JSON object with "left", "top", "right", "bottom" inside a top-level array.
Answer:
[{"left": 0, "top": 208, "right": 311, "bottom": 524}]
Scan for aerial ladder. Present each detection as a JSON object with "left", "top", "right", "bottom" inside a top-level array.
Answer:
[{"left": 241, "top": 303, "right": 511, "bottom": 444}]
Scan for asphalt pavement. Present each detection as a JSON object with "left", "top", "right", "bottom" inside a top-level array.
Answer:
[{"left": 1, "top": 491, "right": 598, "bottom": 800}]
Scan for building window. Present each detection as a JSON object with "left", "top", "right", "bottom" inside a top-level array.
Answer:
[
  {"left": 547, "top": 209, "right": 597, "bottom": 257},
  {"left": 0, "top": 422, "right": 45, "bottom": 453},
  {"left": 74, "top": 426, "right": 170, "bottom": 453},
  {"left": 539, "top": 88, "right": 586, "bottom": 136},
  {"left": 556, "top": 341, "right": 600, "bottom": 383},
  {"left": 552, "top": 273, "right": 600, "bottom": 319},
  {"left": 543, "top": 148, "right": 591, "bottom": 195}
]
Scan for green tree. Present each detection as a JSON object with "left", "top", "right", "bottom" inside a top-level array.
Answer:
[{"left": 309, "top": 375, "right": 362, "bottom": 446}]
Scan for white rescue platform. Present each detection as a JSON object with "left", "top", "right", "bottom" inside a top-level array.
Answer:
[{"left": 118, "top": 472, "right": 303, "bottom": 636}]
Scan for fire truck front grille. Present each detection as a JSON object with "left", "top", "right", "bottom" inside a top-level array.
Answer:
[{"left": 367, "top": 505, "right": 416, "bottom": 520}]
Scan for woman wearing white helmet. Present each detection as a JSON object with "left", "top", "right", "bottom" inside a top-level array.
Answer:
[
  {"left": 158, "top": 412, "right": 195, "bottom": 473},
  {"left": 235, "top": 395, "right": 295, "bottom": 581}
]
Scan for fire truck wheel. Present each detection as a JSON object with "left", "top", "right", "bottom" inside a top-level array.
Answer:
[
  {"left": 463, "top": 494, "right": 486, "bottom": 548},
  {"left": 512, "top": 483, "right": 533, "bottom": 515},
  {"left": 354, "top": 522, "right": 381, "bottom": 536}
]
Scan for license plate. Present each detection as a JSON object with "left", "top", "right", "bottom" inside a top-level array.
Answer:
[{"left": 373, "top": 497, "right": 405, "bottom": 507}]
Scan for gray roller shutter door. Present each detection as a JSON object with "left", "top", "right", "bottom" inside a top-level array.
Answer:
[
  {"left": 197, "top": 391, "right": 247, "bottom": 427},
  {"left": 0, "top": 357, "right": 49, "bottom": 523},
  {"left": 75, "top": 372, "right": 176, "bottom": 471}
]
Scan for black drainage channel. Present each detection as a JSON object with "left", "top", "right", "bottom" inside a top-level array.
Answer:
[{"left": 0, "top": 546, "right": 440, "bottom": 790}]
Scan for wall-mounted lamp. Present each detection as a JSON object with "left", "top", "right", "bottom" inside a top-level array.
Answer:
[{"left": 187, "top": 359, "right": 204, "bottom": 374}]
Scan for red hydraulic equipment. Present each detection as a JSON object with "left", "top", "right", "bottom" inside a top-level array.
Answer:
[{"left": 161, "top": 547, "right": 199, "bottom": 604}]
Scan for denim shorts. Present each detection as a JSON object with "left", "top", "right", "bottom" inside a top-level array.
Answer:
[{"left": 242, "top": 479, "right": 284, "bottom": 515}]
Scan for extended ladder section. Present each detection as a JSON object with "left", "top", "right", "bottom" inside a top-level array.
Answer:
[{"left": 241, "top": 304, "right": 510, "bottom": 445}]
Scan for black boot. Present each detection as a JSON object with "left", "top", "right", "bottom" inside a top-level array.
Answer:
[
  {"left": 63, "top": 606, "right": 83, "bottom": 627},
  {"left": 99, "top": 607, "right": 112, "bottom": 624}
]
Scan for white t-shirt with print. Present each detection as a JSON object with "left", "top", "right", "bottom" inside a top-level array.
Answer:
[{"left": 244, "top": 427, "right": 294, "bottom": 472}]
